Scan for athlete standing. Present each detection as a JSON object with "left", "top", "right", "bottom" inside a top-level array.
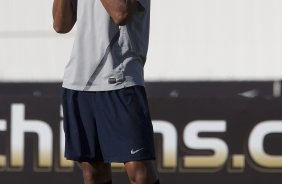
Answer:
[{"left": 52, "top": 0, "right": 159, "bottom": 183}]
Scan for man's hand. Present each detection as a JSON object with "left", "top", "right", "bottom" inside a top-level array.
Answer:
[
  {"left": 53, "top": 0, "right": 76, "bottom": 33},
  {"left": 100, "top": 0, "right": 144, "bottom": 26}
]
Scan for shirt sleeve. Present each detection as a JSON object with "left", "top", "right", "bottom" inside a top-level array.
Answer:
[{"left": 137, "top": 0, "right": 149, "bottom": 9}]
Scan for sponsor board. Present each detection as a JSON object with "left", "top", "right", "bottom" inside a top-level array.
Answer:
[{"left": 0, "top": 82, "right": 282, "bottom": 183}]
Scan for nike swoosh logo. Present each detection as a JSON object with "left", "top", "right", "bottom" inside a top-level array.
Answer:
[{"left": 131, "top": 148, "right": 144, "bottom": 155}]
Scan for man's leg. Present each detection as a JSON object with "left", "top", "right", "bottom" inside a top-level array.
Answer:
[
  {"left": 125, "top": 160, "right": 159, "bottom": 184},
  {"left": 80, "top": 162, "right": 112, "bottom": 184}
]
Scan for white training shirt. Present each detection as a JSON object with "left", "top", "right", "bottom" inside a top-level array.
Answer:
[{"left": 62, "top": 0, "right": 150, "bottom": 91}]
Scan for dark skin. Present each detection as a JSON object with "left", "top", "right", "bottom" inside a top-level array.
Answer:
[
  {"left": 100, "top": 0, "right": 144, "bottom": 25},
  {"left": 52, "top": 0, "right": 143, "bottom": 33},
  {"left": 53, "top": 0, "right": 158, "bottom": 183},
  {"left": 52, "top": 0, "right": 76, "bottom": 33},
  {"left": 81, "top": 161, "right": 158, "bottom": 184}
]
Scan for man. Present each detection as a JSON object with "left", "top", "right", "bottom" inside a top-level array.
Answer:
[{"left": 52, "top": 0, "right": 159, "bottom": 183}]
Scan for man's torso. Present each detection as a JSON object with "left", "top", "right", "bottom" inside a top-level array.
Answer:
[{"left": 63, "top": 0, "right": 151, "bottom": 91}]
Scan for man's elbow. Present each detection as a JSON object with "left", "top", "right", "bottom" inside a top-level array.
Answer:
[
  {"left": 53, "top": 20, "right": 74, "bottom": 34},
  {"left": 53, "top": 24, "right": 71, "bottom": 34}
]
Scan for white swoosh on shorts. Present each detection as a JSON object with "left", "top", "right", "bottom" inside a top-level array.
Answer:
[{"left": 131, "top": 148, "right": 144, "bottom": 154}]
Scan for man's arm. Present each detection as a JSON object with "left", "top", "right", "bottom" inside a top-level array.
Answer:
[
  {"left": 100, "top": 0, "right": 144, "bottom": 26},
  {"left": 53, "top": 0, "right": 76, "bottom": 33}
]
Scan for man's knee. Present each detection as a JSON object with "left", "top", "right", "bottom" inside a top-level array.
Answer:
[
  {"left": 80, "top": 162, "right": 111, "bottom": 183},
  {"left": 125, "top": 160, "right": 158, "bottom": 184}
]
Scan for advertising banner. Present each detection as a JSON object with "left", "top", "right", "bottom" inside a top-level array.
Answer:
[{"left": 0, "top": 82, "right": 282, "bottom": 184}]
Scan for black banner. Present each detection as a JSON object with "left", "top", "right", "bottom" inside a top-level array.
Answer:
[{"left": 1, "top": 82, "right": 282, "bottom": 184}]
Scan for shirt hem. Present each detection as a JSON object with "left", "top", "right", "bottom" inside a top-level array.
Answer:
[{"left": 62, "top": 81, "right": 144, "bottom": 92}]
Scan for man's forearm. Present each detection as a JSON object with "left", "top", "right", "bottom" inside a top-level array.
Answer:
[
  {"left": 100, "top": 0, "right": 140, "bottom": 25},
  {"left": 53, "top": 0, "right": 76, "bottom": 33}
]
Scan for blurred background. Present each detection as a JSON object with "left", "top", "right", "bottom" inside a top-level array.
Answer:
[
  {"left": 1, "top": 0, "right": 282, "bottom": 81},
  {"left": 1, "top": 0, "right": 282, "bottom": 184}
]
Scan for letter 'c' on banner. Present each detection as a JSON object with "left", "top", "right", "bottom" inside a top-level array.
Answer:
[{"left": 248, "top": 121, "right": 282, "bottom": 168}]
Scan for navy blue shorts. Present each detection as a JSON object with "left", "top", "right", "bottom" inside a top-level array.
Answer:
[{"left": 61, "top": 86, "right": 156, "bottom": 163}]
